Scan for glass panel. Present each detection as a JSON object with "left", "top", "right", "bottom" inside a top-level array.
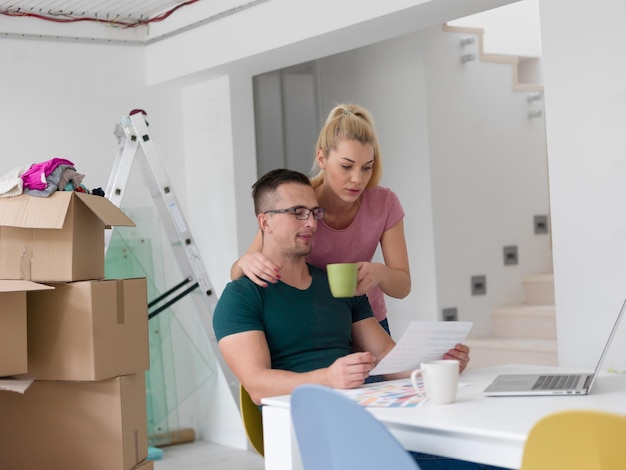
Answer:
[{"left": 104, "top": 184, "right": 217, "bottom": 445}]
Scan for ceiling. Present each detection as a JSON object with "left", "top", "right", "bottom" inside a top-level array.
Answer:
[{"left": 0, "top": 0, "right": 262, "bottom": 44}]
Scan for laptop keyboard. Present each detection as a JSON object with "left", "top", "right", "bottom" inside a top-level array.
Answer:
[{"left": 532, "top": 375, "right": 580, "bottom": 390}]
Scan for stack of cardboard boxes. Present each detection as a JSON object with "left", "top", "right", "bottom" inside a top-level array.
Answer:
[{"left": 0, "top": 191, "right": 153, "bottom": 470}]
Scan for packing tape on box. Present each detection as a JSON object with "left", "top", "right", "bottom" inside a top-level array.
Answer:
[{"left": 20, "top": 248, "right": 32, "bottom": 280}]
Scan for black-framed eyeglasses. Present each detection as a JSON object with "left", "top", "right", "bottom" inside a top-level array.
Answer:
[{"left": 263, "top": 206, "right": 325, "bottom": 220}]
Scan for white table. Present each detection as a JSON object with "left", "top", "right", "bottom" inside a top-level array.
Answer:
[{"left": 261, "top": 365, "right": 626, "bottom": 470}]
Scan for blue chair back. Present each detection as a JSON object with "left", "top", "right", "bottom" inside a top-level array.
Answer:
[{"left": 291, "top": 384, "right": 420, "bottom": 470}]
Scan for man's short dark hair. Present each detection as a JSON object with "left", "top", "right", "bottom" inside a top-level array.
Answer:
[{"left": 252, "top": 169, "right": 311, "bottom": 215}]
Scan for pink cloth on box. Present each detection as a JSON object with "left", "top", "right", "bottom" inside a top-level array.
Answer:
[{"left": 21, "top": 158, "right": 75, "bottom": 190}]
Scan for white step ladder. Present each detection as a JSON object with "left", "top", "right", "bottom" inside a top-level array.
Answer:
[{"left": 104, "top": 109, "right": 239, "bottom": 404}]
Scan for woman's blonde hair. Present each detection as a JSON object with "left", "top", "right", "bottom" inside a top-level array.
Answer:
[{"left": 310, "top": 103, "right": 382, "bottom": 189}]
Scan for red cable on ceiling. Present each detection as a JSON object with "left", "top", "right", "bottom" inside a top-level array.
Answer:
[{"left": 0, "top": 0, "right": 199, "bottom": 29}]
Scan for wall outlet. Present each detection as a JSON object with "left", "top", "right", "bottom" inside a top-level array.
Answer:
[
  {"left": 503, "top": 245, "right": 519, "bottom": 265},
  {"left": 471, "top": 275, "right": 487, "bottom": 295},
  {"left": 442, "top": 307, "right": 458, "bottom": 321},
  {"left": 534, "top": 215, "right": 549, "bottom": 234}
]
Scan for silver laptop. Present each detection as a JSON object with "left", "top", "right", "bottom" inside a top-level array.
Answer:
[{"left": 483, "top": 296, "right": 626, "bottom": 397}]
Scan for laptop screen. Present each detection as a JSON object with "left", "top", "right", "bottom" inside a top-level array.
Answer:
[{"left": 586, "top": 296, "right": 626, "bottom": 390}]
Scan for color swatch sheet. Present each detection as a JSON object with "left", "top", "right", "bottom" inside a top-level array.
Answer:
[{"left": 342, "top": 379, "right": 425, "bottom": 407}]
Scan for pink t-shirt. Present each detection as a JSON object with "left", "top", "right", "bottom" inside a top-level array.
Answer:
[{"left": 307, "top": 186, "right": 404, "bottom": 322}]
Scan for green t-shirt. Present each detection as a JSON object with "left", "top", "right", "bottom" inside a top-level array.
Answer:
[{"left": 213, "top": 264, "right": 374, "bottom": 373}]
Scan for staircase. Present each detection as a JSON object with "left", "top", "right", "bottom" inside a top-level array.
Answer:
[
  {"left": 442, "top": 23, "right": 544, "bottom": 93},
  {"left": 440, "top": 21, "right": 553, "bottom": 369},
  {"left": 465, "top": 274, "right": 558, "bottom": 369}
]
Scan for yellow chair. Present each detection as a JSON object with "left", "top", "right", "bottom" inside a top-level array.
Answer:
[
  {"left": 239, "top": 385, "right": 264, "bottom": 456},
  {"left": 521, "top": 409, "right": 626, "bottom": 470}
]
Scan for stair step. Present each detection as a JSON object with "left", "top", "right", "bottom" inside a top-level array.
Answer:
[
  {"left": 466, "top": 337, "right": 558, "bottom": 351},
  {"left": 465, "top": 338, "right": 558, "bottom": 369},
  {"left": 492, "top": 305, "right": 556, "bottom": 339},
  {"left": 523, "top": 273, "right": 555, "bottom": 305}
]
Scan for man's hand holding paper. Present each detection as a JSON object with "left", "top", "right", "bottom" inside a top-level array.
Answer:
[{"left": 370, "top": 321, "right": 473, "bottom": 375}]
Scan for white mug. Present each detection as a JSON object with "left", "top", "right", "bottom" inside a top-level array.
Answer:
[{"left": 410, "top": 359, "right": 460, "bottom": 404}]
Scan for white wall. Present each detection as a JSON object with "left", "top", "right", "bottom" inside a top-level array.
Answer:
[
  {"left": 539, "top": 0, "right": 626, "bottom": 371},
  {"left": 179, "top": 76, "right": 255, "bottom": 447},
  {"left": 181, "top": 76, "right": 257, "bottom": 299},
  {"left": 448, "top": 0, "right": 542, "bottom": 57},
  {"left": 0, "top": 40, "right": 146, "bottom": 186}
]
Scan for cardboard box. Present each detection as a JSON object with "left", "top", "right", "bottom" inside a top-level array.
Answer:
[
  {"left": 0, "top": 373, "right": 148, "bottom": 470},
  {"left": 0, "top": 191, "right": 134, "bottom": 282},
  {"left": 132, "top": 459, "right": 155, "bottom": 470},
  {"left": 27, "top": 278, "right": 149, "bottom": 381},
  {"left": 0, "top": 280, "right": 53, "bottom": 377}
]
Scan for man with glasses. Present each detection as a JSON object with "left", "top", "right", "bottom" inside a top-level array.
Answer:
[{"left": 213, "top": 168, "right": 470, "bottom": 406}]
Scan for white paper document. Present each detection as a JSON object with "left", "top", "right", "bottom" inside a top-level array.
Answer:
[{"left": 369, "top": 321, "right": 473, "bottom": 375}]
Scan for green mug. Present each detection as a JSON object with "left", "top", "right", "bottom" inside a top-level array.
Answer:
[{"left": 326, "top": 263, "right": 358, "bottom": 298}]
